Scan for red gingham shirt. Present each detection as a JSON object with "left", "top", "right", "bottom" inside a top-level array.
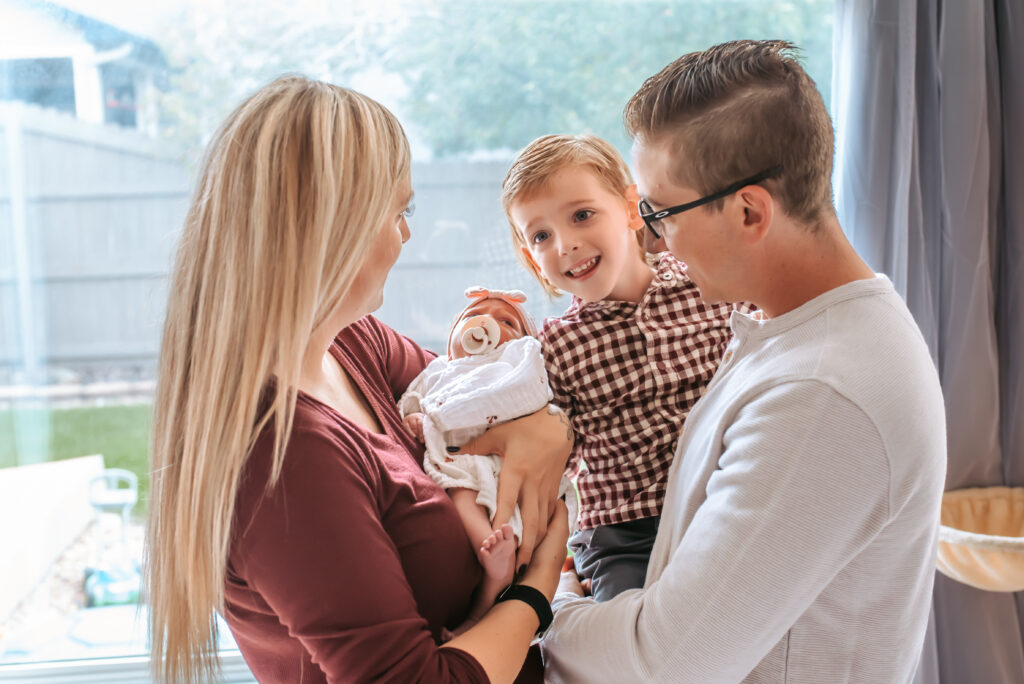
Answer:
[{"left": 541, "top": 253, "right": 749, "bottom": 530}]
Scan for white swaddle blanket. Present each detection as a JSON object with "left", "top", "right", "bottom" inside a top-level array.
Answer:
[{"left": 399, "top": 336, "right": 576, "bottom": 540}]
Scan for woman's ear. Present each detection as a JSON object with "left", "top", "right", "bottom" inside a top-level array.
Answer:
[{"left": 623, "top": 184, "right": 645, "bottom": 232}]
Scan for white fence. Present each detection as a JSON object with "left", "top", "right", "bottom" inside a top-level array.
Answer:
[
  {"left": 0, "top": 102, "right": 188, "bottom": 381},
  {"left": 0, "top": 103, "right": 565, "bottom": 384}
]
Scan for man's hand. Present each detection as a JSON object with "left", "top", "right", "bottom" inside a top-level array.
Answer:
[
  {"left": 557, "top": 556, "right": 586, "bottom": 598},
  {"left": 450, "top": 404, "right": 573, "bottom": 567}
]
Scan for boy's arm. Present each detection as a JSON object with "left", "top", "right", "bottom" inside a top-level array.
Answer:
[{"left": 540, "top": 326, "right": 581, "bottom": 477}]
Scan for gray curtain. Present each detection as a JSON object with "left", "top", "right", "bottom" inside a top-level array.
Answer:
[{"left": 832, "top": 0, "right": 1024, "bottom": 682}]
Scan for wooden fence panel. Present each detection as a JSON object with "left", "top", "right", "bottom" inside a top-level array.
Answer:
[{"left": 0, "top": 104, "right": 566, "bottom": 378}]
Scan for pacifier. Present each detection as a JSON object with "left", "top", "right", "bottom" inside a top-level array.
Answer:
[{"left": 457, "top": 315, "right": 502, "bottom": 355}]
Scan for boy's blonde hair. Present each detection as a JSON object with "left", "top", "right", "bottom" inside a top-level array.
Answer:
[
  {"left": 146, "top": 76, "right": 409, "bottom": 684},
  {"left": 502, "top": 134, "right": 644, "bottom": 297}
]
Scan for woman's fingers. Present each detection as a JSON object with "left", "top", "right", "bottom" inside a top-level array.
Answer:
[
  {"left": 532, "top": 500, "right": 570, "bottom": 570},
  {"left": 450, "top": 423, "right": 504, "bottom": 458},
  {"left": 492, "top": 467, "right": 522, "bottom": 534},
  {"left": 448, "top": 405, "right": 574, "bottom": 569},
  {"left": 516, "top": 485, "right": 540, "bottom": 568},
  {"left": 522, "top": 501, "right": 571, "bottom": 599}
]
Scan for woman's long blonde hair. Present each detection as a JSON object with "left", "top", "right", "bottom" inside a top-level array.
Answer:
[{"left": 145, "top": 76, "right": 410, "bottom": 683}]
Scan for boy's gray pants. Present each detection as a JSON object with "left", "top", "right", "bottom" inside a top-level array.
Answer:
[{"left": 569, "top": 515, "right": 660, "bottom": 602}]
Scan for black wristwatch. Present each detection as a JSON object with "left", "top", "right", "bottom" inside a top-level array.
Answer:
[{"left": 496, "top": 583, "right": 553, "bottom": 637}]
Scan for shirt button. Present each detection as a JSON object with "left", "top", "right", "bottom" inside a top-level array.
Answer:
[
  {"left": 661, "top": 273, "right": 673, "bottom": 281},
  {"left": 657, "top": 361, "right": 668, "bottom": 372},
  {"left": 723, "top": 351, "right": 733, "bottom": 363}
]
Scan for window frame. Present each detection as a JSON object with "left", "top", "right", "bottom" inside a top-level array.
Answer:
[{"left": 0, "top": 649, "right": 255, "bottom": 683}]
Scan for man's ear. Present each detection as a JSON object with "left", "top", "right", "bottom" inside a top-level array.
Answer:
[{"left": 736, "top": 185, "right": 773, "bottom": 243}]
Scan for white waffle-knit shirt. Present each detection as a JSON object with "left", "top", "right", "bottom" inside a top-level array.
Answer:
[{"left": 541, "top": 275, "right": 946, "bottom": 683}]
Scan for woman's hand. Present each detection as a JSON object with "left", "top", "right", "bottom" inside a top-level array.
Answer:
[
  {"left": 442, "top": 501, "right": 570, "bottom": 682},
  {"left": 518, "top": 499, "right": 571, "bottom": 600},
  {"left": 450, "top": 404, "right": 573, "bottom": 566}
]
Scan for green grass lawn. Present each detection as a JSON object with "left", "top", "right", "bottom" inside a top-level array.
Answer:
[{"left": 0, "top": 403, "right": 152, "bottom": 518}]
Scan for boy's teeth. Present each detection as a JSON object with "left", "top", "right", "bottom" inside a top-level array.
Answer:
[{"left": 568, "top": 257, "right": 598, "bottom": 276}]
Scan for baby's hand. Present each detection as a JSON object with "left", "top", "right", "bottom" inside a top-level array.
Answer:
[{"left": 402, "top": 413, "right": 425, "bottom": 442}]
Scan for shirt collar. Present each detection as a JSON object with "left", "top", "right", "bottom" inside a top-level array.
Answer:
[
  {"left": 730, "top": 274, "right": 892, "bottom": 339},
  {"left": 565, "top": 252, "right": 685, "bottom": 320}
]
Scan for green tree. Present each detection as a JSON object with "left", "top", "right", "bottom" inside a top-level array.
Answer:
[
  {"left": 385, "top": 0, "right": 833, "bottom": 157},
  {"left": 153, "top": 0, "right": 833, "bottom": 164},
  {"left": 154, "top": 0, "right": 400, "bottom": 165}
]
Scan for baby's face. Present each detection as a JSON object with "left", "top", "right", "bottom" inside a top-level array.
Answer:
[{"left": 449, "top": 298, "right": 526, "bottom": 359}]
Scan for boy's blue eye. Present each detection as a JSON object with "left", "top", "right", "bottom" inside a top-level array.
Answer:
[
  {"left": 531, "top": 231, "right": 549, "bottom": 244},
  {"left": 573, "top": 209, "right": 593, "bottom": 222}
]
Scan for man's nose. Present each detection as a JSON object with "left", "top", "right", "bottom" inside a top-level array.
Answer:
[{"left": 399, "top": 217, "right": 411, "bottom": 244}]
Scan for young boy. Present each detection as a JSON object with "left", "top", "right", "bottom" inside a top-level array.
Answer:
[{"left": 502, "top": 134, "right": 749, "bottom": 601}]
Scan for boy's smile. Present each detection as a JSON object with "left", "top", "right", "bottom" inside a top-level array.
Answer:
[
  {"left": 510, "top": 166, "right": 652, "bottom": 304},
  {"left": 566, "top": 255, "right": 600, "bottom": 279}
]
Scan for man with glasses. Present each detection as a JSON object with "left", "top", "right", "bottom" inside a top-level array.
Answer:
[{"left": 540, "top": 40, "right": 945, "bottom": 684}]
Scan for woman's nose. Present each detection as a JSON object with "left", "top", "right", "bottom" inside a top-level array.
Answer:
[{"left": 399, "top": 216, "right": 411, "bottom": 244}]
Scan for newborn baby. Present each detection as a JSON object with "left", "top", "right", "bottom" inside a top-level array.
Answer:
[{"left": 400, "top": 287, "right": 573, "bottom": 632}]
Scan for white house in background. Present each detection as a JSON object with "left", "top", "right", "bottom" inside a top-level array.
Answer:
[{"left": 0, "top": 0, "right": 166, "bottom": 135}]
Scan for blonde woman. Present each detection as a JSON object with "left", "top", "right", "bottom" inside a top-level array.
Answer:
[{"left": 146, "top": 76, "right": 571, "bottom": 684}]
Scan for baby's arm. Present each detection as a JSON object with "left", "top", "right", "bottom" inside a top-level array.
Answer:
[{"left": 402, "top": 412, "right": 425, "bottom": 442}]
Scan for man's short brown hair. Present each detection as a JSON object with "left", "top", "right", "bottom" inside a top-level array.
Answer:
[
  {"left": 624, "top": 40, "right": 834, "bottom": 226},
  {"left": 502, "top": 134, "right": 643, "bottom": 297}
]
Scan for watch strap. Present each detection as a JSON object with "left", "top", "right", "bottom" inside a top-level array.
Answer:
[{"left": 495, "top": 583, "right": 553, "bottom": 636}]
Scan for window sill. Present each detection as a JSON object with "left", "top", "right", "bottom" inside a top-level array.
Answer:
[{"left": 0, "top": 650, "right": 255, "bottom": 683}]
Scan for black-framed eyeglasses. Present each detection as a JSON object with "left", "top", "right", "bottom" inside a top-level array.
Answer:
[{"left": 638, "top": 165, "right": 784, "bottom": 239}]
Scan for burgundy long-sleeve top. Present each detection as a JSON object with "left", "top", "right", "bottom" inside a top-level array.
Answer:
[{"left": 224, "top": 316, "right": 490, "bottom": 683}]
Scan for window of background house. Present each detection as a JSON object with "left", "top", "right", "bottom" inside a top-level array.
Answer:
[{"left": 0, "top": 0, "right": 832, "bottom": 680}]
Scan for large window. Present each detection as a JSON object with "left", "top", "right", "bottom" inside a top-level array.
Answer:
[{"left": 0, "top": 0, "right": 832, "bottom": 679}]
